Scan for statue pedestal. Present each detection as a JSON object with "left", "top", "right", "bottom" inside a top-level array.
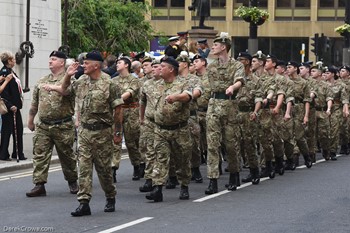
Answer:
[{"left": 188, "top": 28, "right": 218, "bottom": 45}]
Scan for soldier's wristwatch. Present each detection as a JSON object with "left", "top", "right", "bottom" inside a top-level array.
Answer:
[{"left": 115, "top": 131, "right": 122, "bottom": 136}]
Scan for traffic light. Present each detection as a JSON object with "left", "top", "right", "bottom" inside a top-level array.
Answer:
[{"left": 311, "top": 33, "right": 319, "bottom": 56}]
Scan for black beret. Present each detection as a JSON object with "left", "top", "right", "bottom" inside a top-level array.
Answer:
[
  {"left": 142, "top": 56, "right": 153, "bottom": 64},
  {"left": 252, "top": 51, "right": 266, "bottom": 61},
  {"left": 49, "top": 50, "right": 67, "bottom": 59},
  {"left": 84, "top": 51, "right": 103, "bottom": 62},
  {"left": 197, "top": 39, "right": 207, "bottom": 44},
  {"left": 266, "top": 54, "right": 277, "bottom": 60},
  {"left": 177, "top": 31, "right": 188, "bottom": 37},
  {"left": 238, "top": 52, "right": 252, "bottom": 61},
  {"left": 300, "top": 61, "right": 313, "bottom": 68},
  {"left": 176, "top": 55, "right": 191, "bottom": 64},
  {"left": 134, "top": 51, "right": 145, "bottom": 61},
  {"left": 276, "top": 60, "right": 286, "bottom": 67},
  {"left": 340, "top": 65, "right": 350, "bottom": 73},
  {"left": 287, "top": 61, "right": 299, "bottom": 68},
  {"left": 192, "top": 54, "right": 203, "bottom": 62},
  {"left": 161, "top": 56, "right": 179, "bottom": 68},
  {"left": 324, "top": 66, "right": 337, "bottom": 74}
]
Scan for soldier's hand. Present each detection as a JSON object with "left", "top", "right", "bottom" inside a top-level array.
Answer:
[
  {"left": 113, "top": 135, "right": 122, "bottom": 144},
  {"left": 165, "top": 94, "right": 177, "bottom": 104},
  {"left": 250, "top": 112, "right": 257, "bottom": 121},
  {"left": 66, "top": 62, "right": 79, "bottom": 76},
  {"left": 5, "top": 73, "right": 13, "bottom": 82},
  {"left": 343, "top": 110, "right": 349, "bottom": 118},
  {"left": 326, "top": 109, "right": 331, "bottom": 116},
  {"left": 262, "top": 98, "right": 268, "bottom": 106},
  {"left": 42, "top": 84, "right": 56, "bottom": 92},
  {"left": 283, "top": 113, "right": 291, "bottom": 121},
  {"left": 225, "top": 86, "right": 234, "bottom": 96},
  {"left": 10, "top": 105, "right": 17, "bottom": 113},
  {"left": 272, "top": 107, "right": 279, "bottom": 115},
  {"left": 303, "top": 116, "right": 308, "bottom": 125},
  {"left": 28, "top": 121, "right": 35, "bottom": 131}
]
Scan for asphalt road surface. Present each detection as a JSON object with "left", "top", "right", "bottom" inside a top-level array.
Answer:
[{"left": 0, "top": 154, "right": 349, "bottom": 233}]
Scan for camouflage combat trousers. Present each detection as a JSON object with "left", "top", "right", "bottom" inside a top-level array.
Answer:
[
  {"left": 123, "top": 107, "right": 142, "bottom": 166},
  {"left": 77, "top": 127, "right": 116, "bottom": 202},
  {"left": 316, "top": 110, "right": 330, "bottom": 152},
  {"left": 206, "top": 99, "right": 240, "bottom": 178},
  {"left": 306, "top": 108, "right": 317, "bottom": 154},
  {"left": 340, "top": 116, "right": 349, "bottom": 146},
  {"left": 32, "top": 121, "right": 77, "bottom": 184},
  {"left": 140, "top": 118, "right": 157, "bottom": 180},
  {"left": 329, "top": 105, "right": 342, "bottom": 153},
  {"left": 152, "top": 125, "right": 192, "bottom": 186},
  {"left": 237, "top": 111, "right": 258, "bottom": 169},
  {"left": 257, "top": 109, "right": 275, "bottom": 164},
  {"left": 189, "top": 115, "right": 201, "bottom": 168},
  {"left": 197, "top": 110, "right": 208, "bottom": 156}
]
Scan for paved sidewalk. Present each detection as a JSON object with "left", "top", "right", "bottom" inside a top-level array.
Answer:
[{"left": 0, "top": 128, "right": 127, "bottom": 173}]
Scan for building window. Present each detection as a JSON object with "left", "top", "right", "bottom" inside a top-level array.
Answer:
[
  {"left": 212, "top": 0, "right": 226, "bottom": 7},
  {"left": 318, "top": 0, "right": 344, "bottom": 21},
  {"left": 152, "top": 0, "right": 185, "bottom": 20},
  {"left": 275, "top": 0, "right": 311, "bottom": 21}
]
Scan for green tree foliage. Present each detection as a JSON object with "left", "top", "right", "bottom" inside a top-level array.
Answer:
[{"left": 63, "top": 0, "right": 154, "bottom": 58}]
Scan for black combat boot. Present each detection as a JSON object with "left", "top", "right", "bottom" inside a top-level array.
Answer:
[
  {"left": 260, "top": 167, "right": 268, "bottom": 178},
  {"left": 104, "top": 198, "right": 115, "bottom": 212},
  {"left": 227, "top": 173, "right": 238, "bottom": 191},
  {"left": 266, "top": 161, "right": 275, "bottom": 179},
  {"left": 340, "top": 144, "right": 349, "bottom": 155},
  {"left": 309, "top": 152, "right": 316, "bottom": 163},
  {"left": 294, "top": 153, "right": 300, "bottom": 167},
  {"left": 26, "top": 183, "right": 46, "bottom": 197},
  {"left": 139, "top": 163, "right": 145, "bottom": 178},
  {"left": 251, "top": 167, "right": 260, "bottom": 185},
  {"left": 241, "top": 173, "right": 252, "bottom": 183},
  {"left": 285, "top": 158, "right": 296, "bottom": 170},
  {"left": 179, "top": 185, "right": 189, "bottom": 200},
  {"left": 112, "top": 167, "right": 117, "bottom": 183},
  {"left": 132, "top": 165, "right": 140, "bottom": 180},
  {"left": 145, "top": 185, "right": 163, "bottom": 202},
  {"left": 275, "top": 157, "right": 285, "bottom": 175},
  {"left": 303, "top": 154, "right": 313, "bottom": 168},
  {"left": 192, "top": 167, "right": 203, "bottom": 183},
  {"left": 165, "top": 176, "right": 178, "bottom": 189},
  {"left": 71, "top": 201, "right": 91, "bottom": 217},
  {"left": 323, "top": 150, "right": 330, "bottom": 160},
  {"left": 139, "top": 179, "right": 153, "bottom": 192},
  {"left": 330, "top": 152, "right": 337, "bottom": 161},
  {"left": 205, "top": 179, "right": 218, "bottom": 195}
]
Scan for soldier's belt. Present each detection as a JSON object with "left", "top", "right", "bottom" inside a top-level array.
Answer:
[
  {"left": 81, "top": 122, "right": 111, "bottom": 131},
  {"left": 238, "top": 105, "right": 254, "bottom": 112},
  {"left": 315, "top": 106, "right": 327, "bottom": 111},
  {"left": 211, "top": 92, "right": 234, "bottom": 100},
  {"left": 197, "top": 107, "right": 208, "bottom": 112},
  {"left": 40, "top": 117, "right": 72, "bottom": 125},
  {"left": 122, "top": 102, "right": 139, "bottom": 108},
  {"left": 157, "top": 121, "right": 187, "bottom": 130},
  {"left": 190, "top": 110, "right": 197, "bottom": 116}
]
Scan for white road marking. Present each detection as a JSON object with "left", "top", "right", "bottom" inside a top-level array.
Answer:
[
  {"left": 98, "top": 217, "right": 153, "bottom": 233},
  {"left": 193, "top": 155, "right": 343, "bottom": 202}
]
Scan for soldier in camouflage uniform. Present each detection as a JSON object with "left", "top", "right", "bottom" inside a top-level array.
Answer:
[
  {"left": 310, "top": 65, "right": 333, "bottom": 160},
  {"left": 235, "top": 52, "right": 260, "bottom": 184},
  {"left": 176, "top": 55, "right": 203, "bottom": 183},
  {"left": 193, "top": 54, "right": 209, "bottom": 163},
  {"left": 324, "top": 66, "right": 349, "bottom": 160},
  {"left": 339, "top": 66, "right": 350, "bottom": 155},
  {"left": 205, "top": 33, "right": 245, "bottom": 194},
  {"left": 285, "top": 61, "right": 312, "bottom": 168},
  {"left": 26, "top": 51, "right": 78, "bottom": 198},
  {"left": 139, "top": 58, "right": 162, "bottom": 192},
  {"left": 145, "top": 56, "right": 192, "bottom": 202},
  {"left": 113, "top": 57, "right": 143, "bottom": 180},
  {"left": 48, "top": 51, "right": 123, "bottom": 216}
]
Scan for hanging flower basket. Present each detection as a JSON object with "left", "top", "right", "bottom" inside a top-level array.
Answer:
[
  {"left": 335, "top": 23, "right": 350, "bottom": 36},
  {"left": 235, "top": 6, "right": 269, "bottom": 25}
]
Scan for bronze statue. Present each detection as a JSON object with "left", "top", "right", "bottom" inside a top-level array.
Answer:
[{"left": 188, "top": 0, "right": 212, "bottom": 29}]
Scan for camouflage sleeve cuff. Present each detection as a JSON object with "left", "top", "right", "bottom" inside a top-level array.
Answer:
[
  {"left": 234, "top": 77, "right": 245, "bottom": 85},
  {"left": 112, "top": 98, "right": 124, "bottom": 108},
  {"left": 276, "top": 90, "right": 286, "bottom": 96},
  {"left": 303, "top": 97, "right": 312, "bottom": 103},
  {"left": 286, "top": 97, "right": 294, "bottom": 103},
  {"left": 194, "top": 87, "right": 203, "bottom": 95},
  {"left": 125, "top": 89, "right": 135, "bottom": 98},
  {"left": 267, "top": 90, "right": 274, "bottom": 96},
  {"left": 326, "top": 97, "right": 333, "bottom": 102},
  {"left": 342, "top": 100, "right": 349, "bottom": 104},
  {"left": 255, "top": 97, "right": 263, "bottom": 104},
  {"left": 183, "top": 90, "right": 193, "bottom": 99}
]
